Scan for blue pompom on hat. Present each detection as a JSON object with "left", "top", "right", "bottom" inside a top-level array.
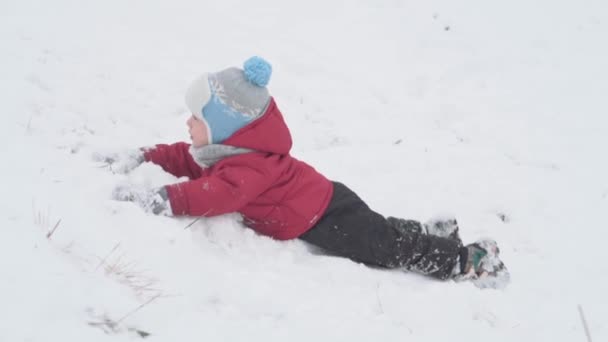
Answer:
[
  {"left": 243, "top": 56, "right": 272, "bottom": 87},
  {"left": 185, "top": 56, "right": 273, "bottom": 144}
]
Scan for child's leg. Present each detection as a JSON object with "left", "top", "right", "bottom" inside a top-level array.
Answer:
[
  {"left": 300, "top": 182, "right": 465, "bottom": 280},
  {"left": 388, "top": 215, "right": 463, "bottom": 245}
]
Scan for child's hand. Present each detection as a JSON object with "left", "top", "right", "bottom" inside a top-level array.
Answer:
[
  {"left": 93, "top": 149, "right": 146, "bottom": 174},
  {"left": 112, "top": 184, "right": 173, "bottom": 216}
]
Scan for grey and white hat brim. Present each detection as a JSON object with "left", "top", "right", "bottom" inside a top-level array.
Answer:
[{"left": 185, "top": 73, "right": 211, "bottom": 120}]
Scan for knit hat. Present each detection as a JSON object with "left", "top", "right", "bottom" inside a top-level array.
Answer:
[{"left": 185, "top": 56, "right": 272, "bottom": 144}]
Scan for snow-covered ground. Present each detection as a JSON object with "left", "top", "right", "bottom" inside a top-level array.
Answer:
[{"left": 1, "top": 0, "right": 607, "bottom": 340}]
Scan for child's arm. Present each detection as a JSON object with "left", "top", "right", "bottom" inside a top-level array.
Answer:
[
  {"left": 143, "top": 142, "right": 202, "bottom": 179},
  {"left": 163, "top": 162, "right": 272, "bottom": 216}
]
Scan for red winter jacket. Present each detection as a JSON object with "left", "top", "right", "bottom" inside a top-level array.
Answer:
[{"left": 143, "top": 98, "right": 333, "bottom": 240}]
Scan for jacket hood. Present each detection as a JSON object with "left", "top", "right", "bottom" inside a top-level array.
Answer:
[{"left": 221, "top": 97, "right": 293, "bottom": 154}]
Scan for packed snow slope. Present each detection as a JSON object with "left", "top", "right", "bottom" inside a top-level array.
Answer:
[{"left": 1, "top": 0, "right": 607, "bottom": 341}]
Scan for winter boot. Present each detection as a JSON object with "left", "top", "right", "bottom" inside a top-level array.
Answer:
[
  {"left": 424, "top": 216, "right": 462, "bottom": 246},
  {"left": 454, "top": 239, "right": 510, "bottom": 289}
]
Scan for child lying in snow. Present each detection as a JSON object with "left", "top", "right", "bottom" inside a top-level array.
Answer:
[{"left": 100, "top": 57, "right": 509, "bottom": 289}]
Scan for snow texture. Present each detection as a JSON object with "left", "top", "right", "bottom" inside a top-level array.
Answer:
[{"left": 1, "top": 0, "right": 607, "bottom": 341}]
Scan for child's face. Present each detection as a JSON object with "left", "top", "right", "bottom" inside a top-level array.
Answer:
[{"left": 187, "top": 115, "right": 210, "bottom": 147}]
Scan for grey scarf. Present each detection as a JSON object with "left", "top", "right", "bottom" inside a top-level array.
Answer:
[{"left": 189, "top": 144, "right": 253, "bottom": 168}]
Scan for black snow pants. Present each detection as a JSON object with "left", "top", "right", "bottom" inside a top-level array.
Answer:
[{"left": 300, "top": 182, "right": 464, "bottom": 280}]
